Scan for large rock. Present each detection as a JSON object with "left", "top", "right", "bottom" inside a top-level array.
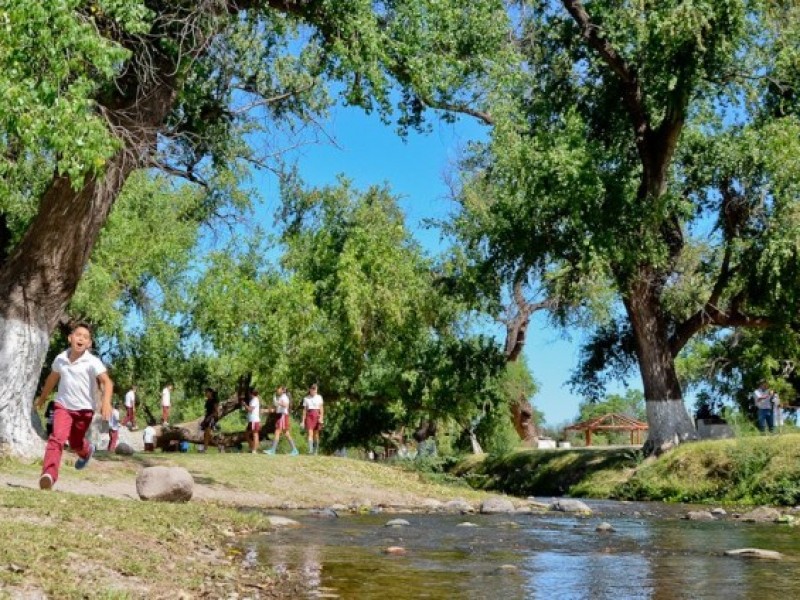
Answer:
[
  {"left": 443, "top": 499, "right": 474, "bottom": 514},
  {"left": 385, "top": 519, "right": 411, "bottom": 527},
  {"left": 739, "top": 507, "right": 782, "bottom": 523},
  {"left": 114, "top": 442, "right": 135, "bottom": 456},
  {"left": 136, "top": 466, "right": 194, "bottom": 502},
  {"left": 265, "top": 516, "right": 301, "bottom": 528},
  {"left": 685, "top": 510, "right": 716, "bottom": 521},
  {"left": 549, "top": 499, "right": 592, "bottom": 514},
  {"left": 480, "top": 497, "right": 516, "bottom": 514},
  {"left": 420, "top": 498, "right": 444, "bottom": 512}
]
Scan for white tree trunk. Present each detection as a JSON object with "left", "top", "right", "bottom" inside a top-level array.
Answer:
[
  {"left": 0, "top": 316, "right": 49, "bottom": 457},
  {"left": 644, "top": 399, "right": 697, "bottom": 455}
]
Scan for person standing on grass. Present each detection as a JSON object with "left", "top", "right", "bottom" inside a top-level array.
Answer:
[
  {"left": 161, "top": 383, "right": 174, "bottom": 425},
  {"left": 301, "top": 383, "right": 324, "bottom": 455},
  {"left": 264, "top": 386, "right": 298, "bottom": 455},
  {"left": 123, "top": 384, "right": 137, "bottom": 429},
  {"left": 34, "top": 322, "right": 113, "bottom": 490},
  {"left": 753, "top": 380, "right": 777, "bottom": 433},
  {"left": 246, "top": 388, "right": 262, "bottom": 453},
  {"left": 108, "top": 402, "right": 121, "bottom": 452},
  {"left": 200, "top": 387, "right": 219, "bottom": 452}
]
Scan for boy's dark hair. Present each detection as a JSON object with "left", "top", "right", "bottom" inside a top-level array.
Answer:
[{"left": 70, "top": 321, "right": 93, "bottom": 336}]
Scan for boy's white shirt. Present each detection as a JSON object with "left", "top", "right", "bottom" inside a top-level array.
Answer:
[
  {"left": 52, "top": 349, "right": 107, "bottom": 411},
  {"left": 124, "top": 389, "right": 135, "bottom": 407},
  {"left": 161, "top": 387, "right": 171, "bottom": 407}
]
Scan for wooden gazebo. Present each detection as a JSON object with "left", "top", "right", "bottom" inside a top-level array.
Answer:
[{"left": 564, "top": 413, "right": 648, "bottom": 446}]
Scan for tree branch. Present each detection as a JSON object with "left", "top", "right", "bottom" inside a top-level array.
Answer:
[
  {"left": 502, "top": 276, "right": 556, "bottom": 361},
  {"left": 561, "top": 0, "right": 650, "bottom": 149}
]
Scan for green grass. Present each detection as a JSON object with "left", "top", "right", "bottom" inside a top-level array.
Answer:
[{"left": 0, "top": 486, "right": 282, "bottom": 599}]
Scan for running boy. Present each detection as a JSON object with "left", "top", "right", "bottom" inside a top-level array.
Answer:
[
  {"left": 264, "top": 386, "right": 298, "bottom": 455},
  {"left": 34, "top": 322, "right": 113, "bottom": 490},
  {"left": 301, "top": 384, "right": 324, "bottom": 454}
]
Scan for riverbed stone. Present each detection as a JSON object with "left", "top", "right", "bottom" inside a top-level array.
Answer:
[
  {"left": 266, "top": 516, "right": 301, "bottom": 528},
  {"left": 685, "top": 510, "right": 715, "bottom": 521},
  {"left": 595, "top": 522, "right": 615, "bottom": 533},
  {"left": 480, "top": 497, "right": 516, "bottom": 514},
  {"left": 739, "top": 507, "right": 782, "bottom": 523},
  {"left": 711, "top": 508, "right": 727, "bottom": 516},
  {"left": 549, "top": 499, "right": 592, "bottom": 514},
  {"left": 526, "top": 499, "right": 550, "bottom": 511},
  {"left": 329, "top": 504, "right": 348, "bottom": 512},
  {"left": 456, "top": 522, "right": 478, "bottom": 528},
  {"left": 385, "top": 519, "right": 411, "bottom": 527},
  {"left": 308, "top": 508, "right": 338, "bottom": 519},
  {"left": 724, "top": 548, "right": 783, "bottom": 560},
  {"left": 443, "top": 499, "right": 474, "bottom": 514},
  {"left": 136, "top": 466, "right": 193, "bottom": 502},
  {"left": 420, "top": 499, "right": 444, "bottom": 511},
  {"left": 384, "top": 546, "right": 406, "bottom": 555}
]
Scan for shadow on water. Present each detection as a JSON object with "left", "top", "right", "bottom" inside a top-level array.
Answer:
[{"left": 239, "top": 502, "right": 800, "bottom": 599}]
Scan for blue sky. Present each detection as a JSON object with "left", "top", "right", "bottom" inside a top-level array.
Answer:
[{"left": 249, "top": 102, "right": 638, "bottom": 427}]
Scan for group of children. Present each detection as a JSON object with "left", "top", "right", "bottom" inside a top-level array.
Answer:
[
  {"left": 34, "top": 321, "right": 325, "bottom": 491},
  {"left": 243, "top": 384, "right": 325, "bottom": 455}
]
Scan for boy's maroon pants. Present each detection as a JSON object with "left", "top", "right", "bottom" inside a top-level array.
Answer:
[{"left": 41, "top": 404, "right": 94, "bottom": 483}]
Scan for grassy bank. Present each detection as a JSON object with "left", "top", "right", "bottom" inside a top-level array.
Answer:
[
  {"left": 0, "top": 485, "right": 289, "bottom": 599},
  {"left": 0, "top": 452, "right": 493, "bottom": 598},
  {"left": 458, "top": 433, "right": 800, "bottom": 506}
]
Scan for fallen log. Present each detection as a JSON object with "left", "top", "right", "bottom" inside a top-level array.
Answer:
[{"left": 153, "top": 385, "right": 279, "bottom": 451}]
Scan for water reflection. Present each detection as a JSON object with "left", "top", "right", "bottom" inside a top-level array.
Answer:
[{"left": 243, "top": 504, "right": 800, "bottom": 599}]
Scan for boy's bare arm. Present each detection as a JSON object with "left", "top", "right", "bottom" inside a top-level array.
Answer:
[
  {"left": 35, "top": 372, "right": 60, "bottom": 410},
  {"left": 97, "top": 372, "right": 114, "bottom": 420}
]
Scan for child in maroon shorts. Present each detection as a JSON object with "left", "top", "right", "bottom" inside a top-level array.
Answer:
[
  {"left": 264, "top": 386, "right": 298, "bottom": 455},
  {"left": 34, "top": 322, "right": 113, "bottom": 490},
  {"left": 301, "top": 384, "right": 324, "bottom": 454}
]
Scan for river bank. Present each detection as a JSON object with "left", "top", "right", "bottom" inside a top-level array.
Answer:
[
  {"left": 3, "top": 434, "right": 800, "bottom": 597},
  {"left": 0, "top": 452, "right": 498, "bottom": 599},
  {"left": 457, "top": 432, "right": 800, "bottom": 506}
]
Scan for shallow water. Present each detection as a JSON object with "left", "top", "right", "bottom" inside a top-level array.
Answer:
[{"left": 242, "top": 500, "right": 800, "bottom": 599}]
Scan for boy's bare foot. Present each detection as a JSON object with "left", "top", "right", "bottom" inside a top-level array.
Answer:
[{"left": 39, "top": 473, "right": 53, "bottom": 490}]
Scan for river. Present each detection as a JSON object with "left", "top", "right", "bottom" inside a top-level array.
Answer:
[{"left": 240, "top": 500, "right": 800, "bottom": 599}]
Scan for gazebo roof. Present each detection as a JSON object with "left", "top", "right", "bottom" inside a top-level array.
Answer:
[{"left": 564, "top": 412, "right": 648, "bottom": 432}]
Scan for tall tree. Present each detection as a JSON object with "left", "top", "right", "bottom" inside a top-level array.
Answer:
[
  {"left": 0, "top": 0, "right": 509, "bottom": 455},
  {"left": 452, "top": 0, "right": 800, "bottom": 452}
]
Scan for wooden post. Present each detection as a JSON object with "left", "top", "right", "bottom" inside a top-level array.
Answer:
[{"left": 585, "top": 429, "right": 592, "bottom": 446}]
